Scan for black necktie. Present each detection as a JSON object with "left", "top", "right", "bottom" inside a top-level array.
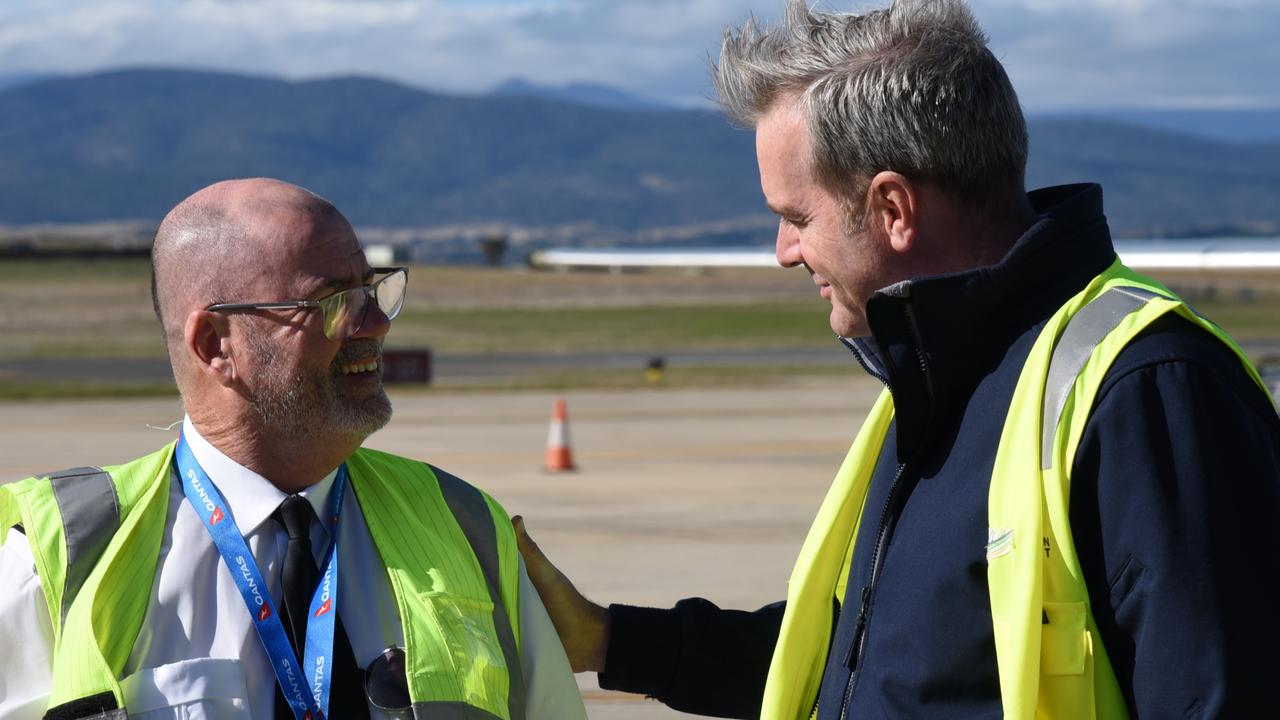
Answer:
[{"left": 272, "top": 495, "right": 369, "bottom": 719}]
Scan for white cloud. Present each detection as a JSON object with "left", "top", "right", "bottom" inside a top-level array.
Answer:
[
  {"left": 974, "top": 0, "right": 1280, "bottom": 108},
  {"left": 0, "top": 0, "right": 1276, "bottom": 110}
]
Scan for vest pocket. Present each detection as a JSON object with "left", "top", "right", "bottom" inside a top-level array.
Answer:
[
  {"left": 413, "top": 591, "right": 508, "bottom": 713},
  {"left": 1040, "top": 601, "right": 1087, "bottom": 675}
]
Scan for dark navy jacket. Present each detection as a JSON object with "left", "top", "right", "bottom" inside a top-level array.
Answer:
[{"left": 599, "top": 184, "right": 1280, "bottom": 718}]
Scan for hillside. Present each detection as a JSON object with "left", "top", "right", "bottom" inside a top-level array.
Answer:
[{"left": 1, "top": 69, "right": 1278, "bottom": 239}]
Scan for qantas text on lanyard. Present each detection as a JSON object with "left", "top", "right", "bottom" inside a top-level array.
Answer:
[{"left": 176, "top": 432, "right": 346, "bottom": 720}]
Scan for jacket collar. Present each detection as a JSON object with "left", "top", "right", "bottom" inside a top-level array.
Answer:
[{"left": 850, "top": 183, "right": 1117, "bottom": 464}]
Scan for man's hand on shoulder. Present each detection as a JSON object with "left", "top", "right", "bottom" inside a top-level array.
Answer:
[{"left": 513, "top": 516, "right": 610, "bottom": 673}]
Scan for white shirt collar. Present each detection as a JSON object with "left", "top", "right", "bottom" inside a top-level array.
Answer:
[{"left": 181, "top": 416, "right": 338, "bottom": 537}]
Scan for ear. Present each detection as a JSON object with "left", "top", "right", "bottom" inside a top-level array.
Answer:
[
  {"left": 183, "top": 310, "right": 237, "bottom": 388},
  {"left": 867, "top": 171, "right": 918, "bottom": 253}
]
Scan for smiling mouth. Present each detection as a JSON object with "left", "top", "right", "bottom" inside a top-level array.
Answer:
[{"left": 339, "top": 359, "right": 380, "bottom": 375}]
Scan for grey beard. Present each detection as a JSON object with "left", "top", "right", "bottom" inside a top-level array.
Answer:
[{"left": 244, "top": 335, "right": 392, "bottom": 442}]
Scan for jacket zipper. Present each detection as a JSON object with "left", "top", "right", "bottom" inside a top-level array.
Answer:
[
  {"left": 836, "top": 460, "right": 909, "bottom": 720},
  {"left": 836, "top": 301, "right": 930, "bottom": 720}
]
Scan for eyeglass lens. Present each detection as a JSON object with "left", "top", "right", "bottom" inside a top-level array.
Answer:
[
  {"left": 365, "top": 646, "right": 412, "bottom": 711},
  {"left": 320, "top": 269, "right": 407, "bottom": 340}
]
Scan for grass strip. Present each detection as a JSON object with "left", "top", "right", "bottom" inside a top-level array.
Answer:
[
  {"left": 0, "top": 380, "right": 179, "bottom": 401},
  {"left": 392, "top": 303, "right": 834, "bottom": 353}
]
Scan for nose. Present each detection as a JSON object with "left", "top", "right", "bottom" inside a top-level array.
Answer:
[{"left": 775, "top": 219, "right": 803, "bottom": 268}]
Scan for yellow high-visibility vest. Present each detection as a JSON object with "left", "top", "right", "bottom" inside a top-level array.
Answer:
[
  {"left": 0, "top": 445, "right": 525, "bottom": 720},
  {"left": 760, "top": 260, "right": 1271, "bottom": 719}
]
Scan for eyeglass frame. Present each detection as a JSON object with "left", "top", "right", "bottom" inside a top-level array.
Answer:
[{"left": 204, "top": 266, "right": 408, "bottom": 340}]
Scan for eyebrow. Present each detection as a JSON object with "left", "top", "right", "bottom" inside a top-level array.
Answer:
[{"left": 767, "top": 202, "right": 799, "bottom": 218}]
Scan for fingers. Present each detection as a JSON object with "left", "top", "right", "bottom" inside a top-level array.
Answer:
[
  {"left": 513, "top": 515, "right": 536, "bottom": 554},
  {"left": 509, "top": 514, "right": 612, "bottom": 672},
  {"left": 514, "top": 515, "right": 578, "bottom": 605},
  {"left": 514, "top": 515, "right": 553, "bottom": 574}
]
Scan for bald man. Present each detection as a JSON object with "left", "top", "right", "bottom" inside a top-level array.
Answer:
[{"left": 0, "top": 179, "right": 586, "bottom": 720}]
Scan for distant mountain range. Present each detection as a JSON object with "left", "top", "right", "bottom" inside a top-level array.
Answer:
[
  {"left": 1, "top": 68, "right": 1278, "bottom": 243},
  {"left": 0, "top": 72, "right": 47, "bottom": 92},
  {"left": 1029, "top": 109, "right": 1280, "bottom": 146},
  {"left": 488, "top": 78, "right": 669, "bottom": 112}
]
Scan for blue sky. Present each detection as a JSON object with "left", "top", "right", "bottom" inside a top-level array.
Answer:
[{"left": 2, "top": 0, "right": 1277, "bottom": 111}]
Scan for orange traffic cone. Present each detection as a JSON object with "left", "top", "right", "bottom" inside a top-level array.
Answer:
[{"left": 544, "top": 397, "right": 577, "bottom": 472}]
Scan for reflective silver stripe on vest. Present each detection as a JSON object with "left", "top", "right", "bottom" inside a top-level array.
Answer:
[
  {"left": 45, "top": 467, "right": 121, "bottom": 623},
  {"left": 411, "top": 701, "right": 505, "bottom": 720},
  {"left": 1040, "top": 287, "right": 1170, "bottom": 469},
  {"left": 432, "top": 466, "right": 527, "bottom": 720}
]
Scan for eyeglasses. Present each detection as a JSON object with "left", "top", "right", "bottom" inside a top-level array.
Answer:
[{"left": 206, "top": 267, "right": 408, "bottom": 340}]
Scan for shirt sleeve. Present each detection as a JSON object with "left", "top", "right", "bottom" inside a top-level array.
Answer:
[
  {"left": 516, "top": 557, "right": 587, "bottom": 720},
  {"left": 1070, "top": 316, "right": 1280, "bottom": 717},
  {"left": 599, "top": 597, "right": 785, "bottom": 719},
  {"left": 0, "top": 527, "right": 55, "bottom": 720}
]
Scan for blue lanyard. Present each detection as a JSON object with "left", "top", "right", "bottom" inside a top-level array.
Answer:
[{"left": 176, "top": 432, "right": 346, "bottom": 720}]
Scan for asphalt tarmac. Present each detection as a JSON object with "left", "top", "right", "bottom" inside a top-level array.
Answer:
[{"left": 0, "top": 376, "right": 883, "bottom": 718}]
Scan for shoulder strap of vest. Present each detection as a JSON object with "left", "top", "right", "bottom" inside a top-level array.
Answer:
[
  {"left": 1039, "top": 286, "right": 1162, "bottom": 469},
  {"left": 42, "top": 467, "right": 120, "bottom": 632},
  {"left": 1050, "top": 276, "right": 1270, "bottom": 478},
  {"left": 345, "top": 449, "right": 524, "bottom": 720},
  {"left": 2, "top": 464, "right": 132, "bottom": 643},
  {"left": 431, "top": 465, "right": 527, "bottom": 720},
  {"left": 988, "top": 260, "right": 1267, "bottom": 720},
  {"left": 45, "top": 443, "right": 175, "bottom": 715},
  {"left": 987, "top": 261, "right": 1133, "bottom": 720}
]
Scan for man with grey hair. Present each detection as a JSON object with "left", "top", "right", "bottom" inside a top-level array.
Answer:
[
  {"left": 517, "top": 0, "right": 1280, "bottom": 717},
  {"left": 0, "top": 178, "right": 587, "bottom": 719}
]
